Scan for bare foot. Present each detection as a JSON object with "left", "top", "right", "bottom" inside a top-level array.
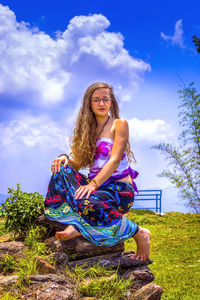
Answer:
[
  {"left": 130, "top": 227, "right": 150, "bottom": 261},
  {"left": 55, "top": 225, "right": 81, "bottom": 241}
]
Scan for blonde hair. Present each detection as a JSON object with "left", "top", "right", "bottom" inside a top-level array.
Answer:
[{"left": 70, "top": 82, "right": 136, "bottom": 170}]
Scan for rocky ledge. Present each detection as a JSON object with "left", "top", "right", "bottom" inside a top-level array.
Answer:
[{"left": 0, "top": 215, "right": 163, "bottom": 299}]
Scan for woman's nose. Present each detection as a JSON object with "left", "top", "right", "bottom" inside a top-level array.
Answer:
[{"left": 99, "top": 99, "right": 105, "bottom": 105}]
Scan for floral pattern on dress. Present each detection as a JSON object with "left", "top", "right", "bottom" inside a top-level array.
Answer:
[{"left": 44, "top": 164, "right": 139, "bottom": 246}]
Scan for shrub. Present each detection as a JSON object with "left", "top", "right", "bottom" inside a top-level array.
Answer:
[{"left": 1, "top": 184, "right": 44, "bottom": 236}]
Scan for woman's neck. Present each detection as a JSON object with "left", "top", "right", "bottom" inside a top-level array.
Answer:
[{"left": 96, "top": 114, "right": 109, "bottom": 127}]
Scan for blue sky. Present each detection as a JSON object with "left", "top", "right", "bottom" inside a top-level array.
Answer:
[{"left": 0, "top": 0, "right": 199, "bottom": 212}]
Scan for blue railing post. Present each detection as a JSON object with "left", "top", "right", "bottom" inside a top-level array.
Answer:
[
  {"left": 160, "top": 190, "right": 162, "bottom": 213},
  {"left": 133, "top": 189, "right": 162, "bottom": 213},
  {"left": 156, "top": 194, "right": 158, "bottom": 212}
]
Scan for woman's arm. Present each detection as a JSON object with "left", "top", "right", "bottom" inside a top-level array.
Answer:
[
  {"left": 93, "top": 118, "right": 129, "bottom": 186},
  {"left": 67, "top": 158, "right": 79, "bottom": 171}
]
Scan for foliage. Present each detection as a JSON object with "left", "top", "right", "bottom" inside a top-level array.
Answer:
[
  {"left": 0, "top": 255, "right": 19, "bottom": 274},
  {"left": 66, "top": 261, "right": 130, "bottom": 299},
  {"left": 0, "top": 218, "right": 7, "bottom": 236},
  {"left": 24, "top": 225, "right": 47, "bottom": 253},
  {"left": 1, "top": 293, "right": 20, "bottom": 300},
  {"left": 192, "top": 35, "right": 200, "bottom": 53},
  {"left": 1, "top": 184, "right": 45, "bottom": 235},
  {"left": 16, "top": 251, "right": 38, "bottom": 285},
  {"left": 72, "top": 262, "right": 115, "bottom": 279},
  {"left": 152, "top": 83, "right": 200, "bottom": 212},
  {"left": 65, "top": 262, "right": 118, "bottom": 293},
  {"left": 16, "top": 226, "right": 52, "bottom": 285},
  {"left": 78, "top": 276, "right": 132, "bottom": 300}
]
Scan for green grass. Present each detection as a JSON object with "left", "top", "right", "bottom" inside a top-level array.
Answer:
[
  {"left": 71, "top": 262, "right": 115, "bottom": 279},
  {"left": 78, "top": 275, "right": 132, "bottom": 300},
  {"left": 0, "top": 254, "right": 19, "bottom": 274},
  {"left": 0, "top": 218, "right": 7, "bottom": 236},
  {"left": 125, "top": 210, "right": 200, "bottom": 300},
  {"left": 65, "top": 264, "right": 129, "bottom": 299},
  {"left": 16, "top": 225, "right": 53, "bottom": 286},
  {"left": 1, "top": 292, "right": 20, "bottom": 300}
]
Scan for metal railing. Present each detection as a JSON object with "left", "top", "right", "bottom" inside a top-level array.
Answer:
[{"left": 133, "top": 189, "right": 162, "bottom": 213}]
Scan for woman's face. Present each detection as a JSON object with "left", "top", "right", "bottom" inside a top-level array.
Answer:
[{"left": 90, "top": 88, "right": 112, "bottom": 118}]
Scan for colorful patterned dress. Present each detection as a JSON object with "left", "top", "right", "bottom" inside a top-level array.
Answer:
[{"left": 45, "top": 138, "right": 139, "bottom": 246}]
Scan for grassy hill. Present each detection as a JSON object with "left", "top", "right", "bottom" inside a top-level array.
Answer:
[
  {"left": 125, "top": 210, "right": 200, "bottom": 299},
  {"left": 0, "top": 210, "right": 200, "bottom": 299}
]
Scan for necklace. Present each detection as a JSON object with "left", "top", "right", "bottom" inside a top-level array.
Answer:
[{"left": 96, "top": 115, "right": 110, "bottom": 141}]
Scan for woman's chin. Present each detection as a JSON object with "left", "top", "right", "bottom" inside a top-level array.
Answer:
[{"left": 94, "top": 111, "right": 109, "bottom": 117}]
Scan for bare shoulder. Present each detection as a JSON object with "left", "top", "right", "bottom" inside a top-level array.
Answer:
[{"left": 113, "top": 118, "right": 129, "bottom": 132}]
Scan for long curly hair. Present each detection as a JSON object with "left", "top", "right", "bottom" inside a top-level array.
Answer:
[{"left": 69, "top": 82, "right": 136, "bottom": 170}]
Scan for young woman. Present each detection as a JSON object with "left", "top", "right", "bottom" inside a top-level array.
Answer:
[{"left": 45, "top": 82, "right": 150, "bottom": 261}]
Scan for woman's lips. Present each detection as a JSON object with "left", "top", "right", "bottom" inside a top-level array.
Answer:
[{"left": 98, "top": 108, "right": 106, "bottom": 111}]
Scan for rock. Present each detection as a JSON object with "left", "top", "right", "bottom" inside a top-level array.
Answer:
[
  {"left": 80, "top": 297, "right": 99, "bottom": 300},
  {"left": 0, "top": 241, "right": 27, "bottom": 259},
  {"left": 32, "top": 285, "right": 74, "bottom": 300},
  {"left": 44, "top": 236, "right": 124, "bottom": 260},
  {"left": 68, "top": 250, "right": 153, "bottom": 270},
  {"left": 28, "top": 274, "right": 67, "bottom": 284},
  {"left": 47, "top": 252, "right": 69, "bottom": 269},
  {"left": 37, "top": 215, "right": 68, "bottom": 236},
  {"left": 121, "top": 266, "right": 154, "bottom": 282},
  {"left": 130, "top": 282, "right": 163, "bottom": 300},
  {"left": 0, "top": 275, "right": 18, "bottom": 286},
  {"left": 35, "top": 257, "right": 57, "bottom": 274},
  {"left": 0, "top": 234, "right": 12, "bottom": 243},
  {"left": 24, "top": 274, "right": 75, "bottom": 300},
  {"left": 0, "top": 274, "right": 75, "bottom": 300},
  {"left": 40, "top": 215, "right": 124, "bottom": 260},
  {"left": 120, "top": 267, "right": 155, "bottom": 295}
]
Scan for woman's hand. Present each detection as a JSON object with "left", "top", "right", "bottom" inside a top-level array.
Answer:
[
  {"left": 51, "top": 156, "right": 68, "bottom": 173},
  {"left": 74, "top": 181, "right": 97, "bottom": 199}
]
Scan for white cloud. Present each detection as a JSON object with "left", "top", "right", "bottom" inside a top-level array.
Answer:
[
  {"left": 0, "top": 114, "right": 175, "bottom": 160},
  {"left": 0, "top": 5, "right": 70, "bottom": 105},
  {"left": 0, "top": 114, "right": 70, "bottom": 156},
  {"left": 128, "top": 117, "right": 176, "bottom": 144},
  {"left": 160, "top": 19, "right": 185, "bottom": 49},
  {"left": 0, "top": 5, "right": 150, "bottom": 108}
]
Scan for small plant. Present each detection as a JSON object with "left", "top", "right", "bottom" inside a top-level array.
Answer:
[
  {"left": 66, "top": 262, "right": 127, "bottom": 299},
  {"left": 1, "top": 292, "right": 20, "bottom": 300},
  {"left": 16, "top": 251, "right": 38, "bottom": 286},
  {"left": 1, "top": 184, "right": 44, "bottom": 236},
  {"left": 70, "top": 253, "right": 78, "bottom": 260},
  {"left": 0, "top": 255, "right": 19, "bottom": 274},
  {"left": 72, "top": 262, "right": 115, "bottom": 279},
  {"left": 0, "top": 218, "right": 7, "bottom": 236},
  {"left": 16, "top": 226, "right": 53, "bottom": 286},
  {"left": 78, "top": 276, "right": 132, "bottom": 300},
  {"left": 24, "top": 225, "right": 47, "bottom": 252}
]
